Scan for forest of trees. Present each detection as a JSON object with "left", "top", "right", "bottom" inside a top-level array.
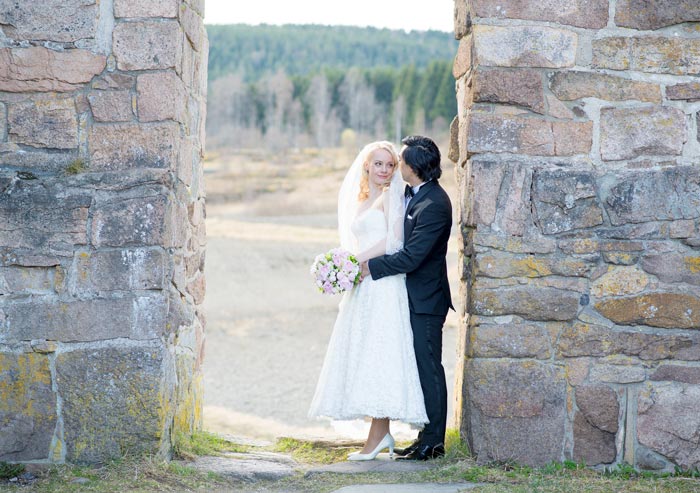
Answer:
[{"left": 205, "top": 24, "right": 458, "bottom": 150}]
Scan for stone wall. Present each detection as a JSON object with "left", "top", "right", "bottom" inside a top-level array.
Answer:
[
  {"left": 0, "top": 0, "right": 207, "bottom": 463},
  {"left": 452, "top": 0, "right": 700, "bottom": 470}
]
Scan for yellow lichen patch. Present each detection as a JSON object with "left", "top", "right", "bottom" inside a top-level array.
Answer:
[
  {"left": 0, "top": 352, "right": 55, "bottom": 423},
  {"left": 514, "top": 256, "right": 553, "bottom": 277},
  {"left": 591, "top": 266, "right": 649, "bottom": 298},
  {"left": 684, "top": 256, "right": 700, "bottom": 273}
]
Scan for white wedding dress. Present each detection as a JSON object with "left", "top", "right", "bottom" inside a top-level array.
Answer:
[{"left": 308, "top": 207, "right": 428, "bottom": 426}]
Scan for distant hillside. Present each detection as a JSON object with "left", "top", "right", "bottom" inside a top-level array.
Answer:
[{"left": 205, "top": 24, "right": 458, "bottom": 81}]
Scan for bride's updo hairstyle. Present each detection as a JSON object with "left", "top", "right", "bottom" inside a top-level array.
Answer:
[
  {"left": 400, "top": 135, "right": 442, "bottom": 182},
  {"left": 358, "top": 141, "right": 399, "bottom": 202}
]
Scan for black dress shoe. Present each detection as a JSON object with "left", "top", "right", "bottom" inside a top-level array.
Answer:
[
  {"left": 394, "top": 439, "right": 422, "bottom": 457},
  {"left": 395, "top": 443, "right": 445, "bottom": 461}
]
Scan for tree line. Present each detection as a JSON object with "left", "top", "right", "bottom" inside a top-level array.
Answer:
[{"left": 205, "top": 25, "right": 458, "bottom": 150}]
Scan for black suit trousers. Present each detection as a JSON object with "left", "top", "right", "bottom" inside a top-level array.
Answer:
[{"left": 410, "top": 310, "right": 447, "bottom": 447}]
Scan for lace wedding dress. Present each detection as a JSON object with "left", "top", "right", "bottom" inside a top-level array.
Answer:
[{"left": 308, "top": 206, "right": 428, "bottom": 426}]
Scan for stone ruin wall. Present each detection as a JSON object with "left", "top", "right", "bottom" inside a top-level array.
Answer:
[
  {"left": 452, "top": 0, "right": 700, "bottom": 470},
  {"left": 0, "top": 0, "right": 207, "bottom": 463}
]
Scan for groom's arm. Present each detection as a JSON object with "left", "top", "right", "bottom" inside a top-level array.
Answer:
[{"left": 368, "top": 203, "right": 450, "bottom": 280}]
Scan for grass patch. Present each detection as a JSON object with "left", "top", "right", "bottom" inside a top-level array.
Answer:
[
  {"left": 7, "top": 455, "right": 231, "bottom": 493},
  {"left": 273, "top": 437, "right": 357, "bottom": 464},
  {"left": 65, "top": 158, "right": 88, "bottom": 175},
  {"left": 0, "top": 462, "right": 25, "bottom": 480},
  {"left": 173, "top": 431, "right": 249, "bottom": 460}
]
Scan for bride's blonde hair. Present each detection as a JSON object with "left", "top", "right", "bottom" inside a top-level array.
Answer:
[{"left": 358, "top": 141, "right": 399, "bottom": 202}]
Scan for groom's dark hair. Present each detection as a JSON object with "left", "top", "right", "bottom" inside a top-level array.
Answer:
[{"left": 401, "top": 135, "right": 442, "bottom": 181}]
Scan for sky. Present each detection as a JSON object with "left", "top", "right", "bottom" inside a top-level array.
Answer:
[{"left": 203, "top": 0, "right": 455, "bottom": 33}]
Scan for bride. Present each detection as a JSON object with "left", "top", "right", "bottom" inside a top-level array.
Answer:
[{"left": 308, "top": 141, "right": 427, "bottom": 460}]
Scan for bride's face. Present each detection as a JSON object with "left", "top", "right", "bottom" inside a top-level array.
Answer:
[{"left": 365, "top": 149, "right": 396, "bottom": 188}]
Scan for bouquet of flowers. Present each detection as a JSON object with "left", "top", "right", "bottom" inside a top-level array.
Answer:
[{"left": 310, "top": 247, "right": 361, "bottom": 295}]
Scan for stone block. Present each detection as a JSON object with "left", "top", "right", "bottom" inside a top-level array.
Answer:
[
  {"left": 186, "top": 272, "right": 206, "bottom": 305},
  {"left": 573, "top": 412, "right": 616, "bottom": 465},
  {"left": 132, "top": 293, "right": 169, "bottom": 339},
  {"left": 640, "top": 252, "right": 700, "bottom": 285},
  {"left": 557, "top": 322, "right": 700, "bottom": 361},
  {"left": 88, "top": 90, "right": 133, "bottom": 122},
  {"left": 89, "top": 122, "right": 179, "bottom": 171},
  {"left": 602, "top": 167, "right": 700, "bottom": 226},
  {"left": 465, "top": 359, "right": 567, "bottom": 465},
  {"left": 495, "top": 163, "right": 530, "bottom": 236},
  {"left": 546, "top": 95, "right": 575, "bottom": 119},
  {"left": 595, "top": 293, "right": 700, "bottom": 329},
  {"left": 615, "top": 0, "right": 700, "bottom": 30},
  {"left": 0, "top": 180, "right": 91, "bottom": 254},
  {"left": 137, "top": 71, "right": 187, "bottom": 123},
  {"left": 590, "top": 363, "right": 646, "bottom": 383},
  {"left": 670, "top": 220, "right": 695, "bottom": 239},
  {"left": 114, "top": 0, "right": 178, "bottom": 18},
  {"left": 576, "top": 385, "right": 619, "bottom": 433},
  {"left": 552, "top": 120, "right": 593, "bottom": 156},
  {"left": 1, "top": 297, "right": 165, "bottom": 342},
  {"left": 637, "top": 382, "right": 700, "bottom": 469},
  {"left": 475, "top": 251, "right": 592, "bottom": 278},
  {"left": 468, "top": 113, "right": 591, "bottom": 157},
  {"left": 468, "top": 159, "right": 505, "bottom": 226},
  {"left": 667, "top": 82, "right": 700, "bottom": 101},
  {"left": 73, "top": 248, "right": 166, "bottom": 293},
  {"left": 471, "top": 286, "right": 580, "bottom": 321},
  {"left": 472, "top": 68, "right": 545, "bottom": 114},
  {"left": 592, "top": 37, "right": 700, "bottom": 75},
  {"left": 0, "top": 103, "right": 6, "bottom": 141},
  {"left": 600, "top": 106, "right": 685, "bottom": 161},
  {"left": 472, "top": 0, "right": 608, "bottom": 28},
  {"left": 0, "top": 0, "right": 97, "bottom": 42},
  {"left": 591, "top": 266, "right": 650, "bottom": 298},
  {"left": 651, "top": 365, "right": 700, "bottom": 384},
  {"left": 91, "top": 195, "right": 168, "bottom": 247},
  {"left": 0, "top": 352, "right": 56, "bottom": 462},
  {"left": 0, "top": 266, "right": 57, "bottom": 295},
  {"left": 454, "top": 0, "right": 471, "bottom": 39},
  {"left": 56, "top": 345, "right": 169, "bottom": 463},
  {"left": 473, "top": 25, "right": 577, "bottom": 69},
  {"left": 532, "top": 169, "right": 603, "bottom": 234},
  {"left": 8, "top": 97, "right": 78, "bottom": 149},
  {"left": 453, "top": 37, "right": 471, "bottom": 79},
  {"left": 469, "top": 322, "right": 552, "bottom": 359},
  {"left": 180, "top": 2, "right": 203, "bottom": 52},
  {"left": 0, "top": 47, "right": 106, "bottom": 92},
  {"left": 549, "top": 71, "right": 661, "bottom": 103},
  {"left": 113, "top": 21, "right": 182, "bottom": 71},
  {"left": 92, "top": 73, "right": 135, "bottom": 90},
  {"left": 474, "top": 231, "right": 557, "bottom": 254}
]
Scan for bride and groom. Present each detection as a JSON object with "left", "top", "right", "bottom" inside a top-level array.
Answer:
[{"left": 309, "top": 135, "right": 453, "bottom": 461}]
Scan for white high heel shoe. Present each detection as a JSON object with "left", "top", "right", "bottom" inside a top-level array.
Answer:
[{"left": 347, "top": 433, "right": 395, "bottom": 461}]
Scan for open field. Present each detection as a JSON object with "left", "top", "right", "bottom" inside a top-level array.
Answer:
[{"left": 201, "top": 147, "right": 463, "bottom": 442}]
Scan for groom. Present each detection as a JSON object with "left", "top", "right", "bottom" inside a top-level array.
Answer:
[{"left": 363, "top": 135, "right": 453, "bottom": 460}]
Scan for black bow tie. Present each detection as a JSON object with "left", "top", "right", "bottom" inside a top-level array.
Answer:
[{"left": 405, "top": 184, "right": 415, "bottom": 198}]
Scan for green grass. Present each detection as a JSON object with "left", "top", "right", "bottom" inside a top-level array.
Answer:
[
  {"left": 3, "top": 432, "right": 700, "bottom": 493},
  {"left": 0, "top": 462, "right": 25, "bottom": 480},
  {"left": 272, "top": 436, "right": 358, "bottom": 464},
  {"left": 172, "top": 430, "right": 249, "bottom": 460},
  {"left": 65, "top": 158, "right": 87, "bottom": 175}
]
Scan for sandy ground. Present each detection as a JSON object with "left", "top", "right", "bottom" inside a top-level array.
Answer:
[{"left": 201, "top": 149, "right": 462, "bottom": 442}]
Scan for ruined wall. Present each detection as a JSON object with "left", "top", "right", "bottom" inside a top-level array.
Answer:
[
  {"left": 452, "top": 0, "right": 700, "bottom": 470},
  {"left": 0, "top": 0, "right": 208, "bottom": 463}
]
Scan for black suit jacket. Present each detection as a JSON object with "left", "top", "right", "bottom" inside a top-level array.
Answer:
[{"left": 368, "top": 180, "right": 453, "bottom": 316}]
